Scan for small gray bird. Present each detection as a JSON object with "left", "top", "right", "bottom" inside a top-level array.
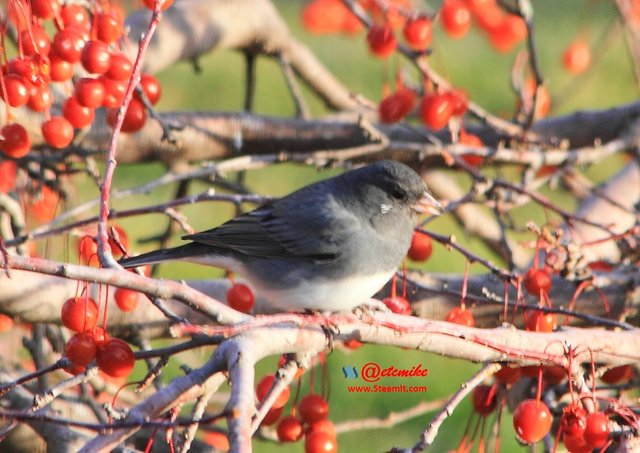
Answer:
[{"left": 120, "top": 160, "right": 442, "bottom": 312}]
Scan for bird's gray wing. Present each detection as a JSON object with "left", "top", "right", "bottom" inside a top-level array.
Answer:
[{"left": 184, "top": 182, "right": 358, "bottom": 260}]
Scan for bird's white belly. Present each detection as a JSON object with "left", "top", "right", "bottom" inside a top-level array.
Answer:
[
  {"left": 189, "top": 254, "right": 395, "bottom": 312},
  {"left": 250, "top": 270, "right": 395, "bottom": 312}
]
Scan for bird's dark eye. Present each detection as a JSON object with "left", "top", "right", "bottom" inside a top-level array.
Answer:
[{"left": 391, "top": 189, "right": 405, "bottom": 199}]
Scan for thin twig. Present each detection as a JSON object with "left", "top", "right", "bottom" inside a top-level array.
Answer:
[{"left": 414, "top": 363, "right": 502, "bottom": 451}]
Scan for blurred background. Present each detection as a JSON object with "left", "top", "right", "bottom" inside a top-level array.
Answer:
[{"left": 45, "top": 0, "right": 636, "bottom": 450}]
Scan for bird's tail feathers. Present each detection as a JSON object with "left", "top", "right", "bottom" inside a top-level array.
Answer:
[{"left": 119, "top": 243, "right": 205, "bottom": 268}]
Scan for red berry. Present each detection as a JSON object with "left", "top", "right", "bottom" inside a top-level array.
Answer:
[
  {"left": 75, "top": 77, "right": 106, "bottom": 109},
  {"left": 299, "top": 394, "right": 329, "bottom": 424},
  {"left": 256, "top": 374, "right": 290, "bottom": 409},
  {"left": 60, "top": 4, "right": 91, "bottom": 32},
  {"left": 96, "top": 12, "right": 124, "bottom": 44},
  {"left": 403, "top": 16, "right": 432, "bottom": 50},
  {"left": 52, "top": 28, "right": 86, "bottom": 63},
  {"left": 277, "top": 416, "right": 304, "bottom": 442},
  {"left": 226, "top": 283, "right": 255, "bottom": 313},
  {"left": 488, "top": 14, "right": 527, "bottom": 53},
  {"left": 583, "top": 412, "right": 609, "bottom": 448},
  {"left": 49, "top": 54, "right": 74, "bottom": 82},
  {"left": 21, "top": 26, "right": 51, "bottom": 56},
  {"left": 494, "top": 365, "right": 521, "bottom": 385},
  {"left": 420, "top": 93, "right": 454, "bottom": 130},
  {"left": 42, "top": 117, "right": 74, "bottom": 149},
  {"left": 65, "top": 332, "right": 98, "bottom": 367},
  {"left": 563, "top": 40, "right": 591, "bottom": 75},
  {"left": 441, "top": 0, "right": 471, "bottom": 39},
  {"left": 445, "top": 306, "right": 475, "bottom": 326},
  {"left": 27, "top": 84, "right": 53, "bottom": 112},
  {"left": 61, "top": 297, "right": 99, "bottom": 332},
  {"left": 138, "top": 74, "right": 162, "bottom": 105},
  {"left": 106, "top": 53, "right": 133, "bottom": 81},
  {"left": 114, "top": 288, "right": 140, "bottom": 312},
  {"left": 143, "top": 0, "right": 174, "bottom": 11},
  {"left": 472, "top": 384, "right": 498, "bottom": 416},
  {"left": 81, "top": 41, "right": 112, "bottom": 74},
  {"left": 0, "top": 160, "right": 18, "bottom": 193},
  {"left": 96, "top": 338, "right": 135, "bottom": 378},
  {"left": 31, "top": 0, "right": 61, "bottom": 20},
  {"left": 378, "top": 87, "right": 417, "bottom": 124},
  {"left": 601, "top": 365, "right": 634, "bottom": 384},
  {"left": 367, "top": 23, "right": 397, "bottom": 58},
  {"left": 560, "top": 405, "right": 587, "bottom": 439},
  {"left": 106, "top": 99, "right": 147, "bottom": 133},
  {"left": 383, "top": 296, "right": 412, "bottom": 315},
  {"left": 305, "top": 431, "right": 337, "bottom": 453},
  {"left": 63, "top": 96, "right": 95, "bottom": 129},
  {"left": 512, "top": 399, "right": 552, "bottom": 443},
  {"left": 523, "top": 268, "right": 552, "bottom": 295},
  {"left": 525, "top": 311, "right": 556, "bottom": 332},
  {"left": 0, "top": 124, "right": 31, "bottom": 158},
  {"left": 407, "top": 231, "right": 433, "bottom": 261},
  {"left": 2, "top": 74, "right": 30, "bottom": 107}
]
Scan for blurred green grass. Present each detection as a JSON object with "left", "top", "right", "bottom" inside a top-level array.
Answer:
[{"left": 65, "top": 1, "right": 636, "bottom": 451}]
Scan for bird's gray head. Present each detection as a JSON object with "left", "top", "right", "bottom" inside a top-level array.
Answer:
[{"left": 344, "top": 160, "right": 442, "bottom": 217}]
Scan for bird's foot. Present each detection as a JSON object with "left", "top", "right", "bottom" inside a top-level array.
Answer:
[{"left": 352, "top": 298, "right": 390, "bottom": 318}]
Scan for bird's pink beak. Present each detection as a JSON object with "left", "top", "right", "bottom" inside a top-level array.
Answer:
[{"left": 414, "top": 190, "right": 444, "bottom": 216}]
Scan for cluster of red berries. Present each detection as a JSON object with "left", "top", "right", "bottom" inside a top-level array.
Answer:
[
  {"left": 470, "top": 363, "right": 630, "bottom": 449},
  {"left": 279, "top": 395, "right": 336, "bottom": 453},
  {"left": 61, "top": 296, "right": 135, "bottom": 378},
  {"left": 360, "top": 0, "right": 527, "bottom": 57},
  {"left": 378, "top": 83, "right": 469, "bottom": 131},
  {"left": 59, "top": 224, "right": 140, "bottom": 377},
  {"left": 0, "top": 0, "right": 163, "bottom": 160},
  {"left": 512, "top": 396, "right": 613, "bottom": 449},
  {"left": 441, "top": 0, "right": 527, "bottom": 52},
  {"left": 254, "top": 373, "right": 336, "bottom": 452}
]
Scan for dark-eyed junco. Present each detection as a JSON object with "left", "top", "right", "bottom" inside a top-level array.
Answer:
[{"left": 120, "top": 160, "right": 442, "bottom": 312}]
